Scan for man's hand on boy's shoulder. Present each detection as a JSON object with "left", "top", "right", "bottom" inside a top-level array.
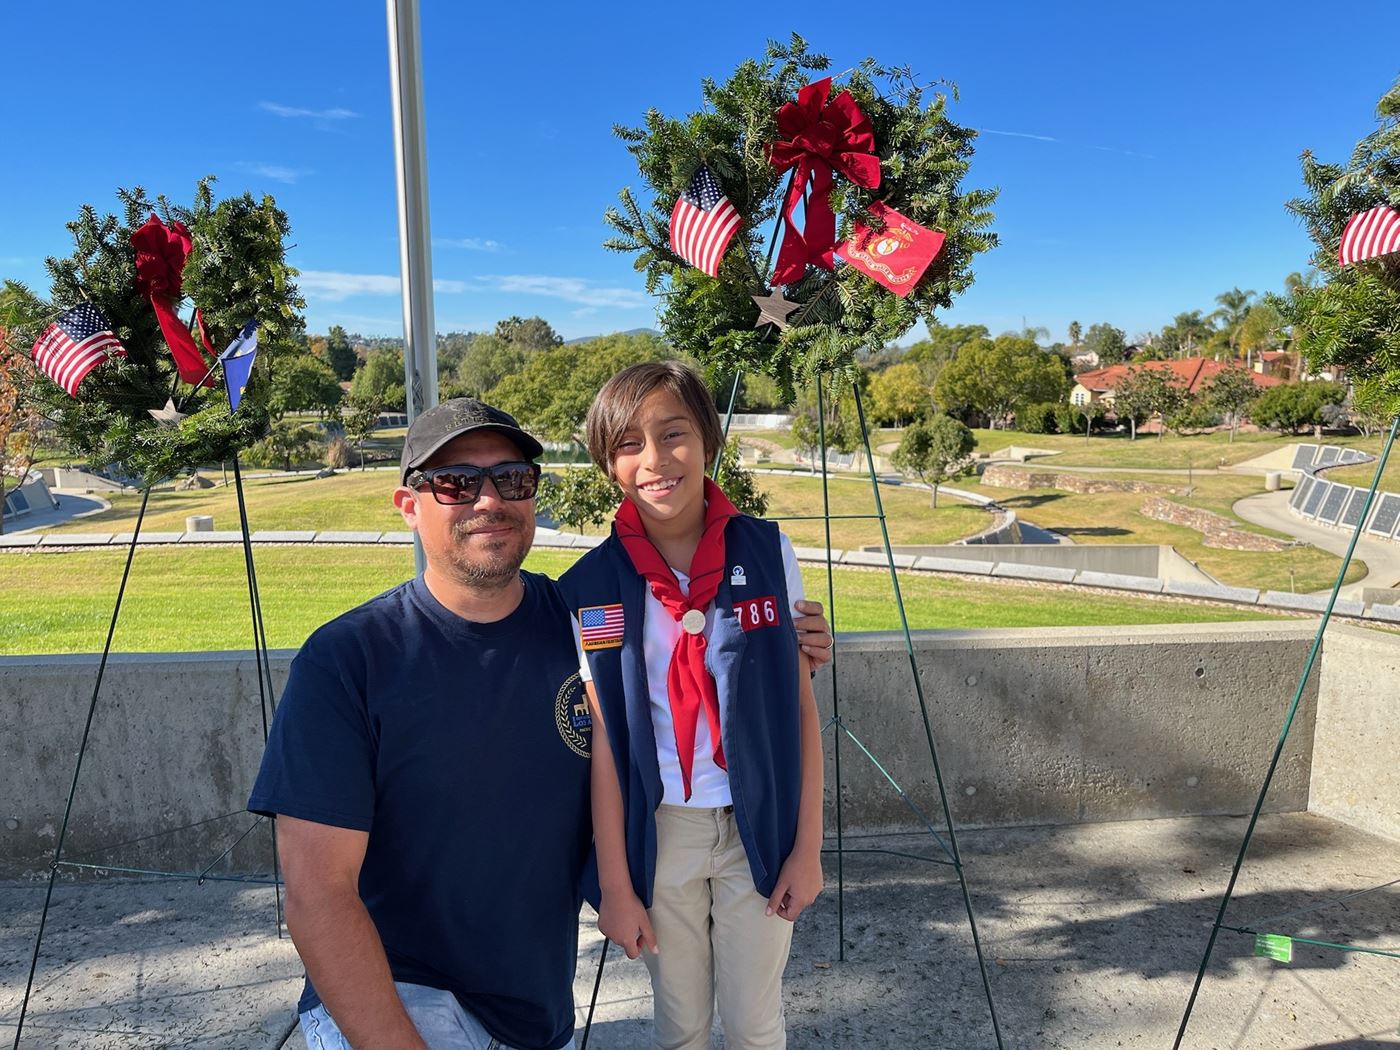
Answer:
[{"left": 793, "top": 600, "right": 833, "bottom": 669}]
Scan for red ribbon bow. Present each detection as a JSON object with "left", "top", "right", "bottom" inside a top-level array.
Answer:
[
  {"left": 768, "top": 77, "right": 881, "bottom": 286},
  {"left": 131, "top": 214, "right": 215, "bottom": 386}
]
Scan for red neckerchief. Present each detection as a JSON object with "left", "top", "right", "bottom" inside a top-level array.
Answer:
[{"left": 614, "top": 478, "right": 739, "bottom": 801}]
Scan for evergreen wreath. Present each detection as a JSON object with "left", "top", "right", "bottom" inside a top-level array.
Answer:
[
  {"left": 604, "top": 35, "right": 997, "bottom": 395},
  {"left": 1, "top": 178, "right": 305, "bottom": 483}
]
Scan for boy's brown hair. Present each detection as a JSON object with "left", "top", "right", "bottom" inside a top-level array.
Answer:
[{"left": 585, "top": 362, "right": 725, "bottom": 478}]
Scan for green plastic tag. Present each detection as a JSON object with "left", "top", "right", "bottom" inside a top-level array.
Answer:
[{"left": 1254, "top": 933, "right": 1293, "bottom": 963}]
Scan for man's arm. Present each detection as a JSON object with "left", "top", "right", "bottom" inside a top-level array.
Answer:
[{"left": 277, "top": 815, "right": 427, "bottom": 1048}]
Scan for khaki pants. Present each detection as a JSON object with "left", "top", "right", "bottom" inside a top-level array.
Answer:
[{"left": 643, "top": 804, "right": 794, "bottom": 1050}]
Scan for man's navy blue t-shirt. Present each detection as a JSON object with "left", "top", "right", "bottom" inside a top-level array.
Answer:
[{"left": 248, "top": 571, "right": 592, "bottom": 1050}]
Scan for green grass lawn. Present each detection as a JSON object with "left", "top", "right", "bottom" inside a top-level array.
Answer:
[
  {"left": 960, "top": 470, "right": 1366, "bottom": 593},
  {"left": 1322, "top": 454, "right": 1400, "bottom": 492},
  {"left": 0, "top": 546, "right": 1289, "bottom": 655},
  {"left": 970, "top": 429, "right": 1385, "bottom": 470},
  {"left": 43, "top": 469, "right": 993, "bottom": 550}
]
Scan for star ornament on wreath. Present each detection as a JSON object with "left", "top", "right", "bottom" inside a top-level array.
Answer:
[
  {"left": 0, "top": 178, "right": 305, "bottom": 483},
  {"left": 603, "top": 36, "right": 998, "bottom": 395}
]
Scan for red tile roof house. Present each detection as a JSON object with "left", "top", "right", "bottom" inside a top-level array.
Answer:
[{"left": 1070, "top": 358, "right": 1285, "bottom": 433}]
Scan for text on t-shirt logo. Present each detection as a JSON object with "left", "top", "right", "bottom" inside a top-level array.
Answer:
[
  {"left": 578, "top": 604, "right": 624, "bottom": 650},
  {"left": 733, "top": 595, "right": 780, "bottom": 632}
]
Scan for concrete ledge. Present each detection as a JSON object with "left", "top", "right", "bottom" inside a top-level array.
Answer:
[
  {"left": 990, "top": 562, "right": 1078, "bottom": 583},
  {"left": 0, "top": 534, "right": 42, "bottom": 547},
  {"left": 531, "top": 535, "right": 575, "bottom": 548},
  {"left": 840, "top": 549, "right": 917, "bottom": 569},
  {"left": 314, "top": 531, "right": 383, "bottom": 544},
  {"left": 792, "top": 546, "right": 844, "bottom": 563},
  {"left": 178, "top": 531, "right": 248, "bottom": 543},
  {"left": 1073, "top": 570, "right": 1164, "bottom": 594},
  {"left": 112, "top": 532, "right": 185, "bottom": 545},
  {"left": 1367, "top": 602, "right": 1400, "bottom": 623},
  {"left": 39, "top": 532, "right": 114, "bottom": 546},
  {"left": 1259, "top": 590, "right": 1366, "bottom": 616},
  {"left": 378, "top": 531, "right": 414, "bottom": 545},
  {"left": 1164, "top": 579, "right": 1261, "bottom": 605},
  {"left": 913, "top": 555, "right": 994, "bottom": 575},
  {"left": 572, "top": 535, "right": 605, "bottom": 549},
  {"left": 251, "top": 530, "right": 317, "bottom": 543}
]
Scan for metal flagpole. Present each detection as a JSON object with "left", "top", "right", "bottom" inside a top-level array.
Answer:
[{"left": 386, "top": 0, "right": 439, "bottom": 576}]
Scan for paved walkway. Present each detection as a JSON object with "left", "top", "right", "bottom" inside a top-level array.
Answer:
[
  {"left": 1233, "top": 490, "right": 1400, "bottom": 597},
  {"left": 3, "top": 813, "right": 1398, "bottom": 1049}
]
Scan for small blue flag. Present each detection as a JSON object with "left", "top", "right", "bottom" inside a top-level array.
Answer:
[{"left": 220, "top": 320, "right": 258, "bottom": 412}]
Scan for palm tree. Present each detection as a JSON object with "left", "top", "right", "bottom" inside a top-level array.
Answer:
[
  {"left": 1170, "top": 311, "right": 1215, "bottom": 358},
  {"left": 1212, "top": 287, "right": 1256, "bottom": 357},
  {"left": 1068, "top": 320, "right": 1082, "bottom": 348}
]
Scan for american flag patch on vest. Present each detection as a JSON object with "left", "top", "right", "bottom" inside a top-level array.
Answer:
[{"left": 578, "top": 604, "right": 625, "bottom": 650}]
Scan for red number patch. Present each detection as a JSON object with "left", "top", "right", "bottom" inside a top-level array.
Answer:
[{"left": 733, "top": 595, "right": 781, "bottom": 631}]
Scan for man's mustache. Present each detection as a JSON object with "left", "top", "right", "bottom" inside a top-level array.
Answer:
[{"left": 450, "top": 512, "right": 522, "bottom": 539}]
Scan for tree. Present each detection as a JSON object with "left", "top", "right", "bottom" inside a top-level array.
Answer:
[
  {"left": 1158, "top": 311, "right": 1216, "bottom": 358},
  {"left": 1202, "top": 367, "right": 1259, "bottom": 442},
  {"left": 1166, "top": 395, "right": 1218, "bottom": 436},
  {"left": 904, "top": 322, "right": 991, "bottom": 386},
  {"left": 891, "top": 414, "right": 976, "bottom": 507},
  {"left": 487, "top": 332, "right": 672, "bottom": 442},
  {"left": 246, "top": 419, "right": 321, "bottom": 472},
  {"left": 1212, "top": 287, "right": 1257, "bottom": 356},
  {"left": 713, "top": 438, "right": 769, "bottom": 516},
  {"left": 536, "top": 466, "right": 620, "bottom": 534},
  {"left": 0, "top": 324, "right": 43, "bottom": 535},
  {"left": 1275, "top": 77, "right": 1400, "bottom": 426},
  {"left": 436, "top": 331, "right": 478, "bottom": 376},
  {"left": 1112, "top": 366, "right": 1185, "bottom": 441},
  {"left": 1082, "top": 322, "right": 1128, "bottom": 365},
  {"left": 269, "top": 354, "right": 343, "bottom": 419},
  {"left": 1250, "top": 381, "right": 1347, "bottom": 434},
  {"left": 350, "top": 349, "right": 406, "bottom": 411},
  {"left": 933, "top": 334, "right": 1069, "bottom": 428},
  {"left": 456, "top": 334, "right": 530, "bottom": 397},
  {"left": 1068, "top": 320, "right": 1082, "bottom": 348},
  {"left": 342, "top": 392, "right": 383, "bottom": 470},
  {"left": 324, "top": 324, "right": 357, "bottom": 381},
  {"left": 1237, "top": 302, "right": 1285, "bottom": 368},
  {"left": 495, "top": 315, "right": 563, "bottom": 352},
  {"left": 868, "top": 363, "right": 930, "bottom": 426}
]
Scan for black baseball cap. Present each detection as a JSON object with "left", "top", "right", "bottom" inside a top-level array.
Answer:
[{"left": 400, "top": 398, "right": 544, "bottom": 483}]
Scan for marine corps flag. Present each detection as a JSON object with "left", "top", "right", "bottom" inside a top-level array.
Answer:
[{"left": 835, "top": 201, "right": 945, "bottom": 298}]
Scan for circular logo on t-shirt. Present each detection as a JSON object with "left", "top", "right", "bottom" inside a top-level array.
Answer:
[{"left": 555, "top": 672, "right": 592, "bottom": 758}]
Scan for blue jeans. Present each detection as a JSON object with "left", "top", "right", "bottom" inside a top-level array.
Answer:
[{"left": 300, "top": 981, "right": 576, "bottom": 1050}]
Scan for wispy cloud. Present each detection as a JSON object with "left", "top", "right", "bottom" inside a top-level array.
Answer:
[
  {"left": 299, "top": 270, "right": 468, "bottom": 302},
  {"left": 979, "top": 127, "right": 1058, "bottom": 142},
  {"left": 238, "top": 162, "right": 313, "bottom": 184},
  {"left": 480, "top": 275, "right": 648, "bottom": 309},
  {"left": 977, "top": 126, "right": 1155, "bottom": 160},
  {"left": 259, "top": 101, "right": 359, "bottom": 121},
  {"left": 435, "top": 237, "right": 502, "bottom": 252},
  {"left": 0, "top": 256, "right": 26, "bottom": 266}
]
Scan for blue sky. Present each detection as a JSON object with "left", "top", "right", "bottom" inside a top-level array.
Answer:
[{"left": 1, "top": 2, "right": 1395, "bottom": 345}]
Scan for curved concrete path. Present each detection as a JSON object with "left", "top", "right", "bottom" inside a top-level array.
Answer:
[{"left": 1233, "top": 490, "right": 1400, "bottom": 597}]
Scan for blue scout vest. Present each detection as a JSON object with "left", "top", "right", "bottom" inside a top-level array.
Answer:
[{"left": 560, "top": 515, "right": 802, "bottom": 908}]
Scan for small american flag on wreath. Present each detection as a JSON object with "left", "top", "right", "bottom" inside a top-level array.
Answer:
[
  {"left": 578, "top": 604, "right": 625, "bottom": 651},
  {"left": 31, "top": 303, "right": 127, "bottom": 398},
  {"left": 670, "top": 164, "right": 742, "bottom": 277}
]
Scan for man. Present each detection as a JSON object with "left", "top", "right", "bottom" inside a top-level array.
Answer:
[{"left": 248, "top": 399, "right": 833, "bottom": 1050}]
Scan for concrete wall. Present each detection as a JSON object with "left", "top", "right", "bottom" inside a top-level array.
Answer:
[
  {"left": 1310, "top": 625, "right": 1400, "bottom": 841},
  {"left": 882, "top": 543, "right": 1214, "bottom": 584},
  {"left": 2, "top": 652, "right": 289, "bottom": 879},
  {"left": 2, "top": 622, "right": 1347, "bottom": 876},
  {"left": 816, "top": 622, "right": 1319, "bottom": 830}
]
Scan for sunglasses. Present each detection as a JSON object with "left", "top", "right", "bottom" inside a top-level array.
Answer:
[{"left": 405, "top": 461, "right": 542, "bottom": 505}]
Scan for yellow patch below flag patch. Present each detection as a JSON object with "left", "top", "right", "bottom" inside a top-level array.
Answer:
[{"left": 578, "top": 604, "right": 625, "bottom": 651}]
